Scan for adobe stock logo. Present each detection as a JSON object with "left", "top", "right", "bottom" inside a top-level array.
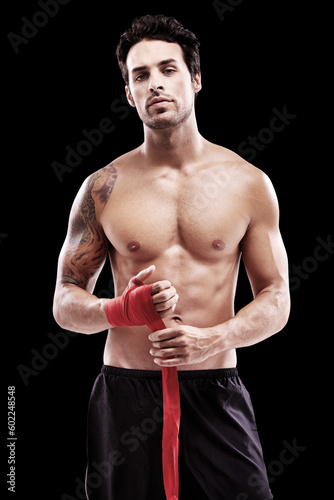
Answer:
[
  {"left": 0, "top": 233, "right": 9, "bottom": 244},
  {"left": 61, "top": 401, "right": 165, "bottom": 499},
  {"left": 238, "top": 106, "right": 297, "bottom": 163},
  {"left": 213, "top": 0, "right": 245, "bottom": 22},
  {"left": 51, "top": 93, "right": 131, "bottom": 183},
  {"left": 7, "top": 0, "right": 72, "bottom": 54},
  {"left": 289, "top": 235, "right": 334, "bottom": 292},
  {"left": 17, "top": 329, "right": 79, "bottom": 386},
  {"left": 236, "top": 438, "right": 307, "bottom": 499}
]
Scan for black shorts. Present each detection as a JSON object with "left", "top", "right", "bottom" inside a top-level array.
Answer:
[{"left": 86, "top": 366, "right": 273, "bottom": 500}]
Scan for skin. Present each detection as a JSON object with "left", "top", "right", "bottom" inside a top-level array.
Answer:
[{"left": 53, "top": 39, "right": 290, "bottom": 370}]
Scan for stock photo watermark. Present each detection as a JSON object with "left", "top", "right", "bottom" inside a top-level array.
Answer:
[
  {"left": 213, "top": 0, "right": 246, "bottom": 22},
  {"left": 17, "top": 329, "right": 79, "bottom": 386},
  {"left": 289, "top": 234, "right": 333, "bottom": 292},
  {"left": 61, "top": 449, "right": 125, "bottom": 500},
  {"left": 7, "top": 0, "right": 72, "bottom": 54},
  {"left": 51, "top": 100, "right": 295, "bottom": 181},
  {"left": 238, "top": 106, "right": 297, "bottom": 162},
  {"left": 236, "top": 437, "right": 307, "bottom": 499},
  {"left": 0, "top": 233, "right": 9, "bottom": 244},
  {"left": 7, "top": 386, "right": 17, "bottom": 493},
  {"left": 61, "top": 400, "right": 166, "bottom": 499},
  {"left": 51, "top": 93, "right": 131, "bottom": 182}
]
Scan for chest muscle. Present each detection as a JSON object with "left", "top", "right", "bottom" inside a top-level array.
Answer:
[{"left": 101, "top": 166, "right": 248, "bottom": 261}]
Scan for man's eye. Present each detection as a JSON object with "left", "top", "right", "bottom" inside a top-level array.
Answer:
[
  {"left": 163, "top": 69, "right": 176, "bottom": 75},
  {"left": 135, "top": 74, "right": 147, "bottom": 82}
]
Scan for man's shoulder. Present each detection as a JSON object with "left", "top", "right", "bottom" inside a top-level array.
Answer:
[
  {"left": 209, "top": 142, "right": 267, "bottom": 184},
  {"left": 78, "top": 162, "right": 117, "bottom": 196},
  {"left": 75, "top": 147, "right": 141, "bottom": 211},
  {"left": 86, "top": 147, "right": 140, "bottom": 181},
  {"left": 72, "top": 161, "right": 118, "bottom": 215},
  {"left": 208, "top": 143, "right": 278, "bottom": 216}
]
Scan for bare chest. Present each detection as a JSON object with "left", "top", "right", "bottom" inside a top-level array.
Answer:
[{"left": 101, "top": 165, "right": 249, "bottom": 261}]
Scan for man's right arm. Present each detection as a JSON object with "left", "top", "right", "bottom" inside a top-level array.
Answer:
[{"left": 53, "top": 165, "right": 116, "bottom": 334}]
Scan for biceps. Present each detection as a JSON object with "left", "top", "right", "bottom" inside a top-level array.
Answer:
[
  {"left": 57, "top": 172, "right": 113, "bottom": 291},
  {"left": 241, "top": 225, "right": 289, "bottom": 297},
  {"left": 58, "top": 220, "right": 109, "bottom": 292}
]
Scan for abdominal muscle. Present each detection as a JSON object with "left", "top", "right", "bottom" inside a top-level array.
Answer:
[{"left": 102, "top": 265, "right": 238, "bottom": 371}]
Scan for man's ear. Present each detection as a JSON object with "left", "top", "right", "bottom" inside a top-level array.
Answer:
[
  {"left": 125, "top": 85, "right": 136, "bottom": 107},
  {"left": 193, "top": 72, "right": 202, "bottom": 95}
]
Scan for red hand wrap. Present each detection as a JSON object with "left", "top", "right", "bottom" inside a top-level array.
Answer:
[
  {"left": 104, "top": 281, "right": 180, "bottom": 500},
  {"left": 104, "top": 283, "right": 160, "bottom": 328}
]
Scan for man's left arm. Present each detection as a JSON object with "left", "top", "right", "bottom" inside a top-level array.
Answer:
[{"left": 149, "top": 172, "right": 290, "bottom": 367}]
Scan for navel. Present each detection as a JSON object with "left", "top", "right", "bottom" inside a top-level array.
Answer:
[
  {"left": 212, "top": 239, "right": 226, "bottom": 251},
  {"left": 127, "top": 241, "right": 141, "bottom": 252}
]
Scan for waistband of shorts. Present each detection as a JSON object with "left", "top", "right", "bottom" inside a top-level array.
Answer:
[{"left": 101, "top": 365, "right": 238, "bottom": 380}]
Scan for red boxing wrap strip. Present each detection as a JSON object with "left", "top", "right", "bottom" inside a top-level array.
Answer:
[{"left": 105, "top": 282, "right": 180, "bottom": 500}]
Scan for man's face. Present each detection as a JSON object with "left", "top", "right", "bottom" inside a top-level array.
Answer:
[{"left": 125, "top": 40, "right": 201, "bottom": 130}]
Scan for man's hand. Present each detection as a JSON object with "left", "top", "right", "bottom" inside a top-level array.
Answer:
[
  {"left": 129, "top": 265, "right": 179, "bottom": 320},
  {"left": 148, "top": 325, "right": 222, "bottom": 367}
]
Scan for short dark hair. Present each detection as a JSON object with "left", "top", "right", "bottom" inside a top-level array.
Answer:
[{"left": 116, "top": 14, "right": 201, "bottom": 85}]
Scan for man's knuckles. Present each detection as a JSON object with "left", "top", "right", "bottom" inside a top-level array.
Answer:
[
  {"left": 153, "top": 288, "right": 177, "bottom": 303},
  {"left": 151, "top": 280, "right": 173, "bottom": 293}
]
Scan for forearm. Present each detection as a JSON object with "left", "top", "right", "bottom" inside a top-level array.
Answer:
[
  {"left": 53, "top": 284, "right": 110, "bottom": 334},
  {"left": 214, "top": 286, "right": 290, "bottom": 352},
  {"left": 53, "top": 267, "right": 178, "bottom": 335}
]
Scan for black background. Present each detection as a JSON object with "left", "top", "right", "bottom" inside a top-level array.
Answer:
[{"left": 3, "top": 1, "right": 331, "bottom": 498}]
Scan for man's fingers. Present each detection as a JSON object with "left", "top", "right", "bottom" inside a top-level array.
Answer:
[
  {"left": 136, "top": 264, "right": 155, "bottom": 282},
  {"left": 128, "top": 269, "right": 179, "bottom": 317},
  {"left": 151, "top": 280, "right": 172, "bottom": 294},
  {"left": 149, "top": 328, "right": 181, "bottom": 342},
  {"left": 129, "top": 265, "right": 155, "bottom": 287},
  {"left": 152, "top": 285, "right": 177, "bottom": 303},
  {"left": 154, "top": 294, "right": 179, "bottom": 312},
  {"left": 152, "top": 285, "right": 179, "bottom": 315}
]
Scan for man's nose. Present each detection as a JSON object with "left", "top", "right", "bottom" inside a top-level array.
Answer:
[
  {"left": 148, "top": 73, "right": 164, "bottom": 92},
  {"left": 150, "top": 84, "right": 163, "bottom": 92}
]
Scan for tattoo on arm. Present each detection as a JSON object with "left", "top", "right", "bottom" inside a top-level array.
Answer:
[{"left": 61, "top": 163, "right": 117, "bottom": 289}]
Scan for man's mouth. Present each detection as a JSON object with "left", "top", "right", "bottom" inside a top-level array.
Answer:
[{"left": 148, "top": 97, "right": 172, "bottom": 107}]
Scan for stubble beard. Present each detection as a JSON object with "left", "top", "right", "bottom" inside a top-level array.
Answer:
[{"left": 144, "top": 100, "right": 193, "bottom": 130}]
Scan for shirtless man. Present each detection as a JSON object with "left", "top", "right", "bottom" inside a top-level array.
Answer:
[{"left": 53, "top": 15, "right": 290, "bottom": 500}]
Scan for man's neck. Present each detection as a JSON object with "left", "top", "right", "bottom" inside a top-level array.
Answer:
[{"left": 141, "top": 113, "right": 205, "bottom": 169}]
